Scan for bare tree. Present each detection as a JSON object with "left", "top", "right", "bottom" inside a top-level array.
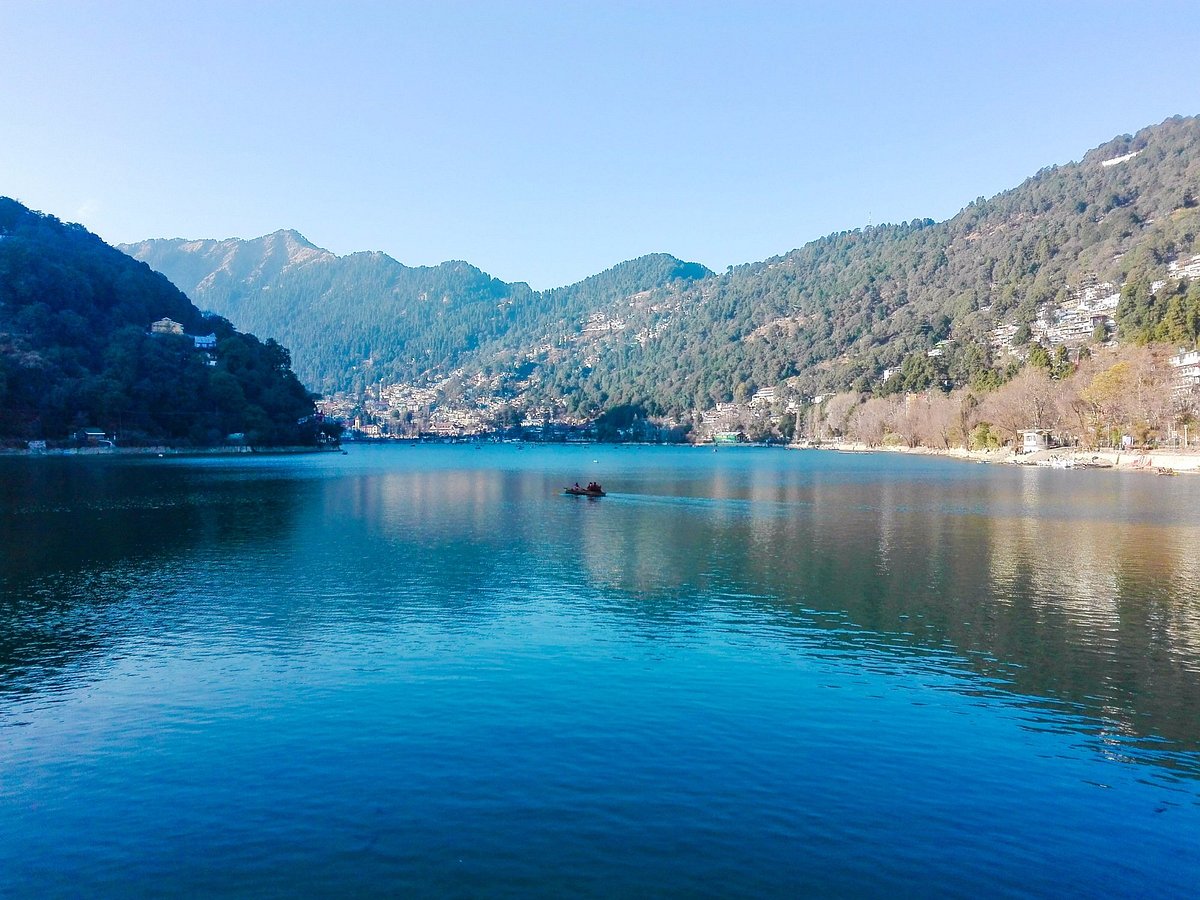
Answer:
[
  {"left": 1077, "top": 345, "right": 1174, "bottom": 446},
  {"left": 921, "top": 392, "right": 962, "bottom": 449},
  {"left": 819, "top": 392, "right": 863, "bottom": 441},
  {"left": 893, "top": 394, "right": 925, "bottom": 447},
  {"left": 978, "top": 367, "right": 1061, "bottom": 446},
  {"left": 848, "top": 397, "right": 892, "bottom": 446}
]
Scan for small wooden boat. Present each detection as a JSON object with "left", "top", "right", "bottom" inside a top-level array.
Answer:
[{"left": 564, "top": 486, "right": 606, "bottom": 497}]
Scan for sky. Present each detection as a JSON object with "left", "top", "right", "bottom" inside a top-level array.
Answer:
[{"left": 2, "top": 0, "right": 1198, "bottom": 289}]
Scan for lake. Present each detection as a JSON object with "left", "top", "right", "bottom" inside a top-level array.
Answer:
[{"left": 1, "top": 444, "right": 1198, "bottom": 896}]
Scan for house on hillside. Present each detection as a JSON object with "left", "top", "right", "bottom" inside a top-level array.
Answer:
[
  {"left": 193, "top": 332, "right": 218, "bottom": 365},
  {"left": 150, "top": 318, "right": 184, "bottom": 335},
  {"left": 1169, "top": 348, "right": 1200, "bottom": 390},
  {"left": 1167, "top": 254, "right": 1200, "bottom": 280},
  {"left": 148, "top": 321, "right": 218, "bottom": 364},
  {"left": 750, "top": 387, "right": 777, "bottom": 407}
]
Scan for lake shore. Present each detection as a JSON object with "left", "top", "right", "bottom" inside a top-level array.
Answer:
[
  {"left": 803, "top": 441, "right": 1200, "bottom": 473},
  {"left": 0, "top": 444, "right": 342, "bottom": 458},
  {"left": 7, "top": 438, "right": 1198, "bottom": 473}
]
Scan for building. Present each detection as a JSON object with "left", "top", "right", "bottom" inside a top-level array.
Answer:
[
  {"left": 1167, "top": 254, "right": 1200, "bottom": 280},
  {"left": 750, "top": 387, "right": 777, "bottom": 407},
  {"left": 75, "top": 428, "right": 110, "bottom": 446},
  {"left": 1169, "top": 348, "right": 1200, "bottom": 389},
  {"left": 150, "top": 318, "right": 184, "bottom": 335},
  {"left": 1019, "top": 429, "right": 1052, "bottom": 454}
]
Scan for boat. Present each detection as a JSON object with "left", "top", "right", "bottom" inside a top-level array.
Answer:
[{"left": 564, "top": 485, "right": 606, "bottom": 497}]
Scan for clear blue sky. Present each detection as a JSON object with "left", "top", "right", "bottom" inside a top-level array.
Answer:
[{"left": 2, "top": 0, "right": 1197, "bottom": 289}]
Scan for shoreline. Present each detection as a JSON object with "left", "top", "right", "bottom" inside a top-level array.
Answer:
[
  {"left": 0, "top": 445, "right": 342, "bottom": 458},
  {"left": 4, "top": 439, "right": 1197, "bottom": 473},
  {"left": 800, "top": 441, "right": 1200, "bottom": 473}
]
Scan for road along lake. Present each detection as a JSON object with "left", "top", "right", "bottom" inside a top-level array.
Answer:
[{"left": 1, "top": 444, "right": 1198, "bottom": 895}]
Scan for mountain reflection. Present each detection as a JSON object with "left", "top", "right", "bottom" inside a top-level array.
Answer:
[
  {"left": 0, "top": 458, "right": 310, "bottom": 704},
  {"left": 559, "top": 458, "right": 1200, "bottom": 768},
  {"left": 2, "top": 449, "right": 1199, "bottom": 782}
]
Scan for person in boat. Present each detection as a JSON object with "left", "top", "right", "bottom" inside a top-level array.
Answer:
[{"left": 574, "top": 482, "right": 581, "bottom": 490}]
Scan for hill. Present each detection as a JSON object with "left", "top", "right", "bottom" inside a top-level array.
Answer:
[
  {"left": 0, "top": 199, "right": 333, "bottom": 446},
  {"left": 120, "top": 234, "right": 712, "bottom": 394},
  {"left": 120, "top": 115, "right": 1200, "bottom": 432},
  {"left": 494, "top": 115, "right": 1200, "bottom": 419}
]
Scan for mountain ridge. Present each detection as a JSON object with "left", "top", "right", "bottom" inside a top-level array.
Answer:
[
  {"left": 119, "top": 233, "right": 714, "bottom": 394},
  {"left": 120, "top": 113, "right": 1200, "bottom": 428}
]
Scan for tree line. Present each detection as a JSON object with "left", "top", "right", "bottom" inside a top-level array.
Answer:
[{"left": 804, "top": 344, "right": 1190, "bottom": 451}]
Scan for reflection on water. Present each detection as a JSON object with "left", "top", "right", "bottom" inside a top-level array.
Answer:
[
  {"left": 4, "top": 450, "right": 1200, "bottom": 763},
  {"left": 1, "top": 447, "right": 1198, "bottom": 894}
]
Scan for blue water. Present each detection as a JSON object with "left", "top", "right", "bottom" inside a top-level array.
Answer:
[{"left": 1, "top": 445, "right": 1198, "bottom": 895}]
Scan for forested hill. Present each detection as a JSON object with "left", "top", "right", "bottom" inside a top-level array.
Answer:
[
  {"left": 482, "top": 114, "right": 1200, "bottom": 418},
  {"left": 0, "top": 199, "right": 329, "bottom": 446},
  {"left": 120, "top": 114, "right": 1200, "bottom": 423},
  {"left": 120, "top": 233, "right": 713, "bottom": 394}
]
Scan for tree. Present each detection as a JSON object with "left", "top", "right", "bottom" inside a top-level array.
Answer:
[
  {"left": 777, "top": 411, "right": 797, "bottom": 442},
  {"left": 848, "top": 397, "right": 891, "bottom": 445},
  {"left": 979, "top": 367, "right": 1061, "bottom": 445},
  {"left": 1052, "top": 345, "right": 1072, "bottom": 379},
  {"left": 819, "top": 393, "right": 861, "bottom": 440},
  {"left": 1028, "top": 343, "right": 1052, "bottom": 371}
]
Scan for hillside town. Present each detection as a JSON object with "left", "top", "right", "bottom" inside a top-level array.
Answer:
[{"left": 318, "top": 255, "right": 1200, "bottom": 453}]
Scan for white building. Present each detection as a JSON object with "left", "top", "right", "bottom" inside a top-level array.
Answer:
[
  {"left": 1169, "top": 349, "right": 1200, "bottom": 388},
  {"left": 1019, "top": 430, "right": 1051, "bottom": 454},
  {"left": 150, "top": 317, "right": 184, "bottom": 335},
  {"left": 1167, "top": 255, "right": 1200, "bottom": 280},
  {"left": 750, "top": 387, "right": 777, "bottom": 407}
]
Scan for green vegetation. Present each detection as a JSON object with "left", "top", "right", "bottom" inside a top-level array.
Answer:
[
  {"left": 121, "top": 234, "right": 712, "bottom": 395},
  {"left": 0, "top": 199, "right": 332, "bottom": 446},
  {"left": 516, "top": 115, "right": 1200, "bottom": 419},
  {"left": 1117, "top": 276, "right": 1200, "bottom": 345}
]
